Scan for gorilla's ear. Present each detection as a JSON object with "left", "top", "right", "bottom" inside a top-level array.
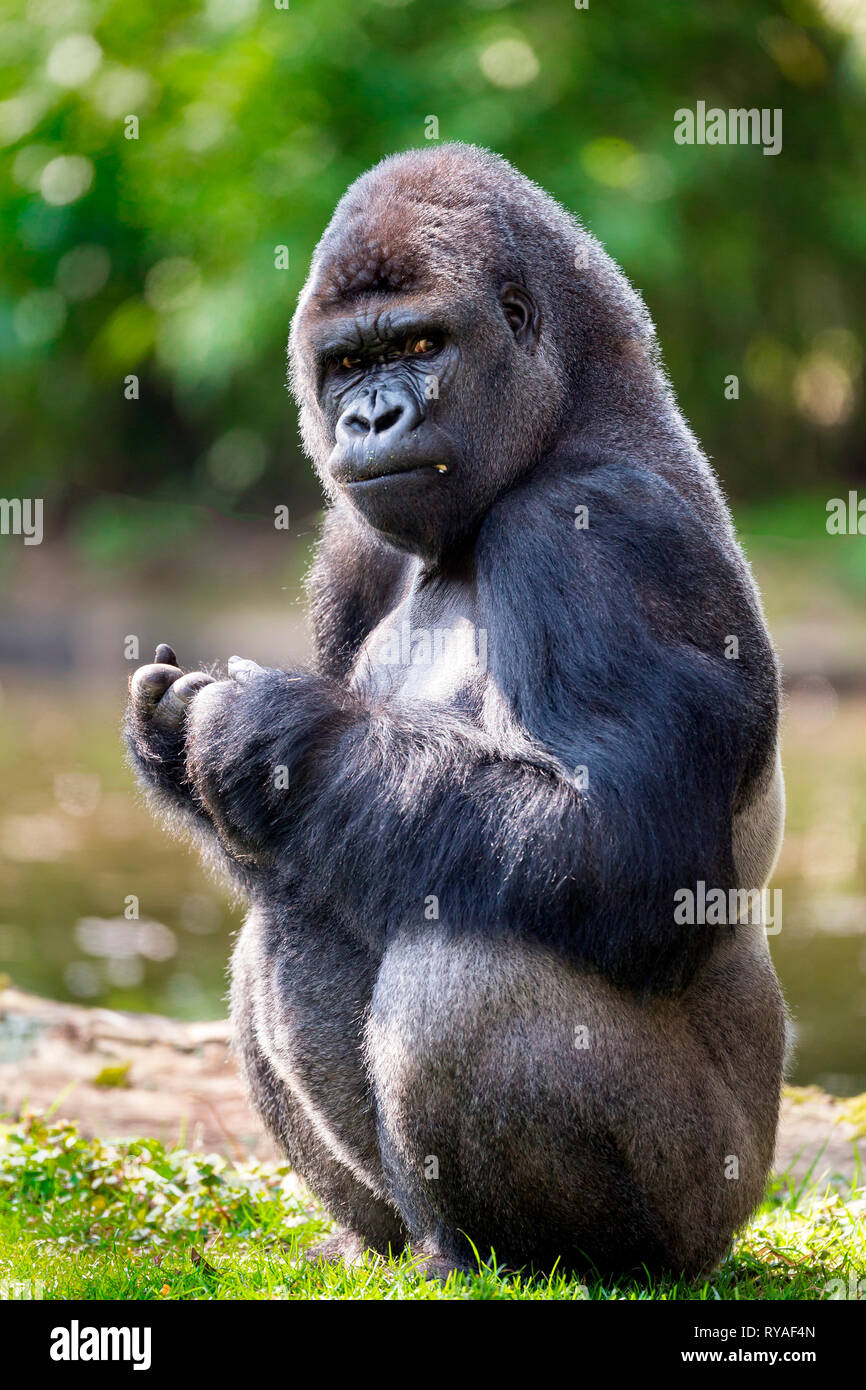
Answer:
[{"left": 499, "top": 282, "right": 541, "bottom": 351}]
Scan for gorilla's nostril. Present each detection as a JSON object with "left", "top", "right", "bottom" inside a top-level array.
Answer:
[
  {"left": 373, "top": 405, "right": 403, "bottom": 435},
  {"left": 345, "top": 410, "right": 371, "bottom": 436}
]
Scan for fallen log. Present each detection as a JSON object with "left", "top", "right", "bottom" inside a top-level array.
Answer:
[{"left": 0, "top": 985, "right": 277, "bottom": 1163}]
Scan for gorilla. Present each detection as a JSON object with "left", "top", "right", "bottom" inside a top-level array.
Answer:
[{"left": 126, "top": 144, "right": 786, "bottom": 1279}]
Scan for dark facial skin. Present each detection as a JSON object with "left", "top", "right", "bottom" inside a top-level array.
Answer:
[{"left": 306, "top": 283, "right": 540, "bottom": 559}]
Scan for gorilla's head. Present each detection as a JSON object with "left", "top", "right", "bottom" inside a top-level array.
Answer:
[{"left": 289, "top": 144, "right": 667, "bottom": 559}]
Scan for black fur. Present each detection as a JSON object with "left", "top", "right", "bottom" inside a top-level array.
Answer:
[{"left": 126, "top": 145, "right": 785, "bottom": 1277}]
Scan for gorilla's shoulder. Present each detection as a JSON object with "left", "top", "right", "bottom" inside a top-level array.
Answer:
[
  {"left": 476, "top": 449, "right": 769, "bottom": 675},
  {"left": 479, "top": 450, "right": 735, "bottom": 563}
]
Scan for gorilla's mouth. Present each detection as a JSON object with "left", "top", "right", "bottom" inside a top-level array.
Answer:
[
  {"left": 328, "top": 424, "right": 459, "bottom": 495},
  {"left": 344, "top": 461, "right": 450, "bottom": 488}
]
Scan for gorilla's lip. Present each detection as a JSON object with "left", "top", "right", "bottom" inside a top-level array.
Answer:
[
  {"left": 343, "top": 462, "right": 449, "bottom": 488},
  {"left": 329, "top": 430, "right": 458, "bottom": 489}
]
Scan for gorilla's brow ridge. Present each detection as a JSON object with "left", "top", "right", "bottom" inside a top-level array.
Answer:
[
  {"left": 317, "top": 236, "right": 421, "bottom": 304},
  {"left": 307, "top": 304, "right": 448, "bottom": 361}
]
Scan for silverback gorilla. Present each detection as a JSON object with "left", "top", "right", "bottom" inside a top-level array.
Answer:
[{"left": 127, "top": 144, "right": 786, "bottom": 1278}]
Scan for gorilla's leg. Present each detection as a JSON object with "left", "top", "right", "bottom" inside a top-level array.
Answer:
[
  {"left": 367, "top": 930, "right": 784, "bottom": 1277},
  {"left": 231, "top": 905, "right": 407, "bottom": 1258}
]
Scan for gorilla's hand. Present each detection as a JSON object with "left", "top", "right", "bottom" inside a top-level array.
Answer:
[
  {"left": 126, "top": 647, "right": 286, "bottom": 885},
  {"left": 129, "top": 643, "right": 217, "bottom": 735},
  {"left": 180, "top": 664, "right": 352, "bottom": 869},
  {"left": 126, "top": 643, "right": 217, "bottom": 807}
]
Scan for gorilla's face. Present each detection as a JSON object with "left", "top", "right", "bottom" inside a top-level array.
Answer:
[{"left": 296, "top": 282, "right": 543, "bottom": 559}]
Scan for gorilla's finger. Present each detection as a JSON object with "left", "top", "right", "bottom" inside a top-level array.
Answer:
[
  {"left": 151, "top": 671, "right": 215, "bottom": 731},
  {"left": 130, "top": 662, "right": 183, "bottom": 710},
  {"left": 228, "top": 655, "right": 266, "bottom": 685},
  {"left": 155, "top": 643, "right": 178, "bottom": 666}
]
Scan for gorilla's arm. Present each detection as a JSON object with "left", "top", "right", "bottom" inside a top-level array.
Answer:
[
  {"left": 125, "top": 504, "right": 406, "bottom": 879},
  {"left": 182, "top": 463, "right": 778, "bottom": 994}
]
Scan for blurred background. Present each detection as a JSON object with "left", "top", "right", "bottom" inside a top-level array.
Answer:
[{"left": 0, "top": 0, "right": 864, "bottom": 1092}]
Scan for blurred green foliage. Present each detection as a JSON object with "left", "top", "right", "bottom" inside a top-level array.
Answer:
[{"left": 0, "top": 0, "right": 864, "bottom": 563}]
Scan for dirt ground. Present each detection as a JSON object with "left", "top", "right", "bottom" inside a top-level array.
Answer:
[{"left": 0, "top": 986, "right": 862, "bottom": 1183}]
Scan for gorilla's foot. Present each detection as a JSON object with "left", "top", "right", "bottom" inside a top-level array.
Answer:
[
  {"left": 305, "top": 1231, "right": 376, "bottom": 1268},
  {"left": 410, "top": 1240, "right": 475, "bottom": 1282}
]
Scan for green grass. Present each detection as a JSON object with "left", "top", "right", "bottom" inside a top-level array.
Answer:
[{"left": 0, "top": 1114, "right": 863, "bottom": 1301}]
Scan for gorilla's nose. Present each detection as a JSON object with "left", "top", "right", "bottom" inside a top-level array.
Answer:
[{"left": 337, "top": 389, "right": 417, "bottom": 445}]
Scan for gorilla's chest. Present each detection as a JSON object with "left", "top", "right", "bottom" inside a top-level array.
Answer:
[{"left": 351, "top": 581, "right": 487, "bottom": 710}]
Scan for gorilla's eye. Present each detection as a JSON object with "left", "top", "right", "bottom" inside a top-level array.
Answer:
[
  {"left": 341, "top": 355, "right": 362, "bottom": 370},
  {"left": 409, "top": 336, "right": 437, "bottom": 355}
]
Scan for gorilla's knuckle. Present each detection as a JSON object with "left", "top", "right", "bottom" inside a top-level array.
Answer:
[{"left": 186, "top": 677, "right": 233, "bottom": 723}]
